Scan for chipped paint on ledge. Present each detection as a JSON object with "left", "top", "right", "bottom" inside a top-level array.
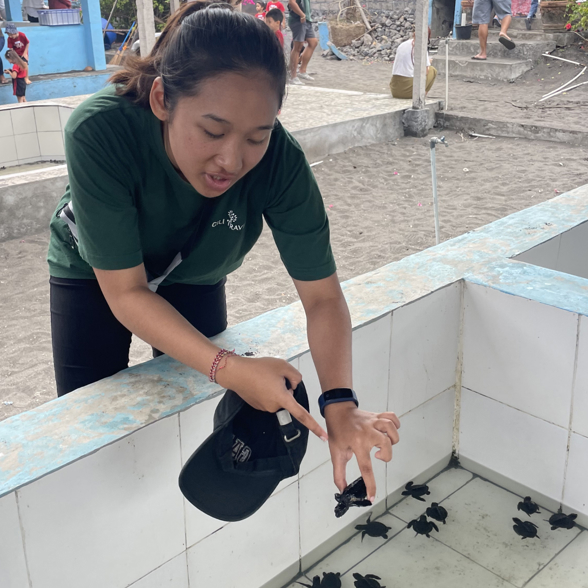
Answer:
[{"left": 1, "top": 184, "right": 588, "bottom": 498}]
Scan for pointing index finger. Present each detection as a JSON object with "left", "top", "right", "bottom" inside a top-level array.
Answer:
[{"left": 282, "top": 392, "right": 328, "bottom": 441}]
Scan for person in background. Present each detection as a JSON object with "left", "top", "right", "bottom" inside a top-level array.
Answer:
[
  {"left": 0, "top": 0, "right": 6, "bottom": 20},
  {"left": 255, "top": 0, "right": 266, "bottom": 19},
  {"left": 22, "top": 0, "right": 47, "bottom": 23},
  {"left": 389, "top": 29, "right": 437, "bottom": 99},
  {"left": 472, "top": 0, "right": 515, "bottom": 59},
  {"left": 265, "top": 8, "right": 284, "bottom": 47},
  {"left": 525, "top": 0, "right": 538, "bottom": 29},
  {"left": 266, "top": 0, "right": 285, "bottom": 28},
  {"left": 0, "top": 29, "right": 7, "bottom": 85},
  {"left": 6, "top": 24, "right": 31, "bottom": 85},
  {"left": 4, "top": 49, "right": 27, "bottom": 103},
  {"left": 49, "top": 0, "right": 72, "bottom": 8},
  {"left": 288, "top": 0, "right": 317, "bottom": 84}
]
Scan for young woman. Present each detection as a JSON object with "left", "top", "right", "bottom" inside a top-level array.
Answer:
[
  {"left": 47, "top": 3, "right": 400, "bottom": 500},
  {"left": 4, "top": 49, "right": 27, "bottom": 102}
]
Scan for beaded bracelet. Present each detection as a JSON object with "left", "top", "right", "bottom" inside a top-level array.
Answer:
[{"left": 209, "top": 348, "right": 236, "bottom": 383}]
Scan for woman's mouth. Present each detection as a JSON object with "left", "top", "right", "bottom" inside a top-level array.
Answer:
[{"left": 204, "top": 173, "right": 233, "bottom": 192}]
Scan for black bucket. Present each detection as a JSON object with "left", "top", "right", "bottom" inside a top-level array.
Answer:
[{"left": 455, "top": 24, "right": 473, "bottom": 40}]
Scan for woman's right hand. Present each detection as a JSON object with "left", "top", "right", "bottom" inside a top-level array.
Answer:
[{"left": 215, "top": 355, "right": 328, "bottom": 441}]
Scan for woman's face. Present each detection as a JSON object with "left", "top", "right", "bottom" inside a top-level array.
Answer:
[{"left": 151, "top": 72, "right": 280, "bottom": 198}]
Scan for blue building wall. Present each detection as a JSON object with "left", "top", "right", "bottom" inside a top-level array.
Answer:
[{"left": 2, "top": 0, "right": 106, "bottom": 78}]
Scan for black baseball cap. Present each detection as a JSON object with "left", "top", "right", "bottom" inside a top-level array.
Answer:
[{"left": 179, "top": 381, "right": 309, "bottom": 521}]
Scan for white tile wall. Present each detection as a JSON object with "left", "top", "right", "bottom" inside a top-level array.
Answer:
[
  {"left": 460, "top": 389, "right": 569, "bottom": 502},
  {"left": 389, "top": 283, "right": 461, "bottom": 417},
  {"left": 179, "top": 394, "right": 229, "bottom": 548},
  {"left": 59, "top": 106, "right": 73, "bottom": 131},
  {"left": 462, "top": 283, "right": 578, "bottom": 427},
  {"left": 187, "top": 482, "right": 299, "bottom": 588},
  {"left": 34, "top": 106, "right": 61, "bottom": 132},
  {"left": 18, "top": 415, "right": 186, "bottom": 588},
  {"left": 386, "top": 387, "right": 454, "bottom": 497},
  {"left": 562, "top": 432, "right": 588, "bottom": 518},
  {"left": 10, "top": 106, "right": 36, "bottom": 135},
  {"left": 572, "top": 315, "right": 588, "bottom": 438},
  {"left": 0, "top": 492, "right": 29, "bottom": 588},
  {"left": 299, "top": 315, "right": 392, "bottom": 477},
  {"left": 0, "top": 135, "right": 17, "bottom": 167},
  {"left": 129, "top": 553, "right": 189, "bottom": 588},
  {"left": 38, "top": 131, "right": 65, "bottom": 159},
  {"left": 14, "top": 132, "right": 40, "bottom": 161},
  {"left": 298, "top": 351, "right": 330, "bottom": 476},
  {"left": 0, "top": 110, "right": 13, "bottom": 137},
  {"left": 557, "top": 221, "right": 588, "bottom": 280},
  {"left": 514, "top": 236, "right": 561, "bottom": 270},
  {"left": 299, "top": 456, "right": 386, "bottom": 559}
]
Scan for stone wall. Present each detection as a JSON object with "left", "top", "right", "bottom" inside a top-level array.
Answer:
[{"left": 311, "top": 0, "right": 416, "bottom": 20}]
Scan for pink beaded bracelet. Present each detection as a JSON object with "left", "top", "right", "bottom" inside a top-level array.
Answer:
[{"left": 209, "top": 348, "right": 236, "bottom": 383}]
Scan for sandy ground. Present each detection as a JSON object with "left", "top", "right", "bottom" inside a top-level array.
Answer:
[
  {"left": 2, "top": 130, "right": 588, "bottom": 420},
  {"left": 301, "top": 45, "right": 588, "bottom": 130}
]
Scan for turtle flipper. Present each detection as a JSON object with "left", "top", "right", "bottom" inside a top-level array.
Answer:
[
  {"left": 415, "top": 496, "right": 426, "bottom": 502},
  {"left": 431, "top": 522, "right": 439, "bottom": 532},
  {"left": 361, "top": 531, "right": 366, "bottom": 542}
]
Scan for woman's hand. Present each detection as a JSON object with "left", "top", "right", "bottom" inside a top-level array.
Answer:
[
  {"left": 324, "top": 402, "right": 401, "bottom": 502},
  {"left": 216, "top": 355, "right": 328, "bottom": 441}
]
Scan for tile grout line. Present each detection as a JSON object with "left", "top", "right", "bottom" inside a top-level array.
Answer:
[
  {"left": 14, "top": 490, "right": 34, "bottom": 588},
  {"left": 177, "top": 412, "right": 191, "bottom": 587},
  {"left": 520, "top": 530, "right": 585, "bottom": 587},
  {"left": 385, "top": 310, "right": 393, "bottom": 507},
  {"left": 559, "top": 314, "right": 581, "bottom": 509},
  {"left": 452, "top": 281, "right": 466, "bottom": 458},
  {"left": 461, "top": 386, "right": 570, "bottom": 430}
]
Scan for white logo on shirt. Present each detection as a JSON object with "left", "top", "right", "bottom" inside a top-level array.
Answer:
[{"left": 212, "top": 210, "right": 244, "bottom": 231}]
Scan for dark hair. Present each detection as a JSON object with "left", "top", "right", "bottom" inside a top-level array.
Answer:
[
  {"left": 256, "top": 1, "right": 266, "bottom": 8},
  {"left": 110, "top": 2, "right": 287, "bottom": 112},
  {"left": 265, "top": 8, "right": 283, "bottom": 22}
]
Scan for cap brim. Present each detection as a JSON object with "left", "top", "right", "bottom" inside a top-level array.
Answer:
[{"left": 179, "top": 430, "right": 282, "bottom": 522}]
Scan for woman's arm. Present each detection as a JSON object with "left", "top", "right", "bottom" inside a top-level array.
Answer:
[
  {"left": 294, "top": 274, "right": 401, "bottom": 502},
  {"left": 94, "top": 263, "right": 327, "bottom": 439}
]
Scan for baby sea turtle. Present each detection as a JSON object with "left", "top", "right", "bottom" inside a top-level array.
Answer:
[
  {"left": 407, "top": 514, "right": 439, "bottom": 538},
  {"left": 512, "top": 517, "right": 540, "bottom": 540},
  {"left": 297, "top": 572, "right": 341, "bottom": 588},
  {"left": 401, "top": 481, "right": 431, "bottom": 502},
  {"left": 355, "top": 513, "right": 391, "bottom": 541},
  {"left": 547, "top": 512, "right": 577, "bottom": 530},
  {"left": 352, "top": 573, "right": 386, "bottom": 588},
  {"left": 426, "top": 502, "right": 448, "bottom": 524},
  {"left": 517, "top": 496, "right": 541, "bottom": 517},
  {"left": 334, "top": 477, "right": 372, "bottom": 518}
]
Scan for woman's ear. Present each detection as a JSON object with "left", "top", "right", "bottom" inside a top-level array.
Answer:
[{"left": 150, "top": 77, "right": 169, "bottom": 122}]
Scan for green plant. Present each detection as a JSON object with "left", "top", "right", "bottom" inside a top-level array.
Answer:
[
  {"left": 566, "top": 0, "right": 588, "bottom": 32},
  {"left": 100, "top": 0, "right": 171, "bottom": 31}
]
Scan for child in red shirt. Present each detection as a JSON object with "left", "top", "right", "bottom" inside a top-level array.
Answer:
[
  {"left": 5, "top": 24, "right": 31, "bottom": 85},
  {"left": 265, "top": 1, "right": 285, "bottom": 12},
  {"left": 4, "top": 49, "right": 27, "bottom": 103},
  {"left": 265, "top": 8, "right": 284, "bottom": 48},
  {"left": 255, "top": 1, "right": 266, "bottom": 19}
]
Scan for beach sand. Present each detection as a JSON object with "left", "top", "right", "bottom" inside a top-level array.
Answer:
[{"left": 2, "top": 130, "right": 587, "bottom": 420}]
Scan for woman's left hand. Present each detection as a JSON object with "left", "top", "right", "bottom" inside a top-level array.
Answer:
[{"left": 324, "top": 402, "right": 401, "bottom": 502}]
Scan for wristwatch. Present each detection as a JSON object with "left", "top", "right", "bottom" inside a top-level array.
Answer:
[{"left": 318, "top": 388, "right": 359, "bottom": 418}]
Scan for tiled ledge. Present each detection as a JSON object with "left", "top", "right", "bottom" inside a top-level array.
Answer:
[{"left": 1, "top": 183, "right": 587, "bottom": 499}]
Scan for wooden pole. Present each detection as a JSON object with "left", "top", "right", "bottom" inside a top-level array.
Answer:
[
  {"left": 412, "top": 0, "right": 428, "bottom": 110},
  {"left": 136, "top": 0, "right": 157, "bottom": 57},
  {"left": 353, "top": 0, "right": 371, "bottom": 31}
]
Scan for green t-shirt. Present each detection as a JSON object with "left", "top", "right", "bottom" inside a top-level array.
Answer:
[
  {"left": 47, "top": 85, "right": 335, "bottom": 286},
  {"left": 289, "top": 0, "right": 312, "bottom": 23}
]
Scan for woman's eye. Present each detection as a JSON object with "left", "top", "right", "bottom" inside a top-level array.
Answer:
[
  {"left": 204, "top": 130, "right": 223, "bottom": 139},
  {"left": 249, "top": 138, "right": 266, "bottom": 146}
]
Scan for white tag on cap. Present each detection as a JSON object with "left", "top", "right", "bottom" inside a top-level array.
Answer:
[{"left": 276, "top": 409, "right": 293, "bottom": 426}]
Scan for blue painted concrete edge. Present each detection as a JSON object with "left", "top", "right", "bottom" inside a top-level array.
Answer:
[
  {"left": 0, "top": 71, "right": 110, "bottom": 105},
  {"left": 1, "top": 184, "right": 588, "bottom": 497}
]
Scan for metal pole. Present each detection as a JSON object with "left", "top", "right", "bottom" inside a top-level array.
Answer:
[
  {"left": 445, "top": 40, "right": 449, "bottom": 111},
  {"left": 429, "top": 136, "right": 448, "bottom": 245}
]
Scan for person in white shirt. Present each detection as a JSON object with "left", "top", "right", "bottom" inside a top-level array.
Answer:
[
  {"left": 22, "top": 0, "right": 47, "bottom": 22},
  {"left": 390, "top": 29, "right": 437, "bottom": 99},
  {"left": 0, "top": 0, "right": 6, "bottom": 21}
]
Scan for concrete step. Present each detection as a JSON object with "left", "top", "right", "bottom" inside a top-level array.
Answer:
[
  {"left": 474, "top": 28, "right": 573, "bottom": 46},
  {"left": 508, "top": 16, "right": 542, "bottom": 30},
  {"left": 446, "top": 38, "right": 556, "bottom": 60},
  {"left": 431, "top": 55, "right": 534, "bottom": 81}
]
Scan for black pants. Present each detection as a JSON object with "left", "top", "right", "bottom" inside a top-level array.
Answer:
[{"left": 50, "top": 277, "right": 228, "bottom": 397}]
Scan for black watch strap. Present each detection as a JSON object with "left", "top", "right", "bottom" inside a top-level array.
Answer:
[{"left": 319, "top": 388, "right": 358, "bottom": 417}]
